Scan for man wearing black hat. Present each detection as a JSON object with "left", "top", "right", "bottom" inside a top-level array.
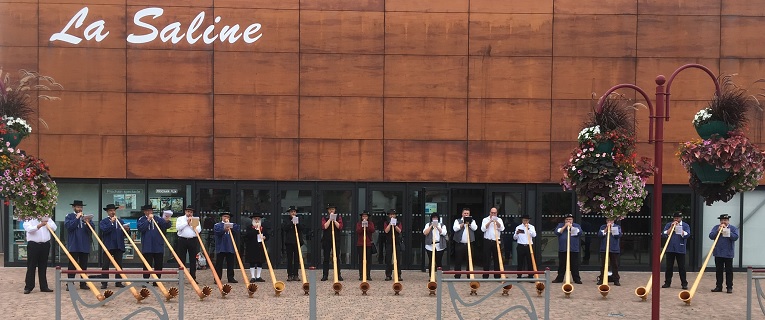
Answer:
[
  {"left": 710, "top": 214, "right": 739, "bottom": 294},
  {"left": 214, "top": 212, "right": 240, "bottom": 283},
  {"left": 138, "top": 204, "right": 170, "bottom": 284},
  {"left": 384, "top": 209, "right": 403, "bottom": 281},
  {"left": 356, "top": 210, "right": 376, "bottom": 281},
  {"left": 423, "top": 212, "right": 447, "bottom": 274},
  {"left": 552, "top": 214, "right": 582, "bottom": 284},
  {"left": 282, "top": 206, "right": 305, "bottom": 282},
  {"left": 513, "top": 214, "right": 536, "bottom": 278},
  {"left": 244, "top": 213, "right": 268, "bottom": 283},
  {"left": 175, "top": 205, "right": 201, "bottom": 283},
  {"left": 321, "top": 203, "right": 344, "bottom": 281},
  {"left": 64, "top": 200, "right": 94, "bottom": 290},
  {"left": 99, "top": 204, "right": 129, "bottom": 289},
  {"left": 661, "top": 212, "right": 691, "bottom": 289}
]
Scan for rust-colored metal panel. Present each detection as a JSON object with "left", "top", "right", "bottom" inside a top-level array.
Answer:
[
  {"left": 554, "top": 0, "right": 637, "bottom": 14},
  {"left": 214, "top": 52, "right": 298, "bottom": 95},
  {"left": 469, "top": 56, "right": 552, "bottom": 99},
  {"left": 0, "top": 46, "right": 38, "bottom": 74},
  {"left": 552, "top": 57, "right": 636, "bottom": 100},
  {"left": 127, "top": 93, "right": 212, "bottom": 136},
  {"left": 127, "top": 0, "right": 212, "bottom": 6},
  {"left": 386, "top": 0, "right": 467, "bottom": 13},
  {"left": 127, "top": 136, "right": 212, "bottom": 179},
  {"left": 720, "top": 59, "right": 765, "bottom": 101},
  {"left": 385, "top": 12, "right": 468, "bottom": 55},
  {"left": 385, "top": 55, "right": 467, "bottom": 98},
  {"left": 212, "top": 8, "right": 298, "bottom": 52},
  {"left": 554, "top": 14, "right": 637, "bottom": 57},
  {"left": 125, "top": 6, "right": 216, "bottom": 51},
  {"left": 470, "top": 0, "right": 552, "bottom": 13},
  {"left": 214, "top": 137, "right": 299, "bottom": 180},
  {"left": 635, "top": 142, "right": 690, "bottom": 185},
  {"left": 468, "top": 99, "right": 551, "bottom": 142},
  {"left": 550, "top": 100, "right": 596, "bottom": 142},
  {"left": 0, "top": 3, "right": 37, "bottom": 46},
  {"left": 301, "top": 54, "right": 383, "bottom": 96},
  {"left": 469, "top": 13, "right": 552, "bottom": 57},
  {"left": 216, "top": 0, "right": 298, "bottom": 9},
  {"left": 300, "top": 0, "right": 383, "bottom": 11},
  {"left": 384, "top": 98, "right": 467, "bottom": 140},
  {"left": 39, "top": 91, "right": 126, "bottom": 135},
  {"left": 634, "top": 100, "right": 705, "bottom": 143},
  {"left": 637, "top": 15, "right": 720, "bottom": 58},
  {"left": 127, "top": 49, "right": 212, "bottom": 93},
  {"left": 383, "top": 140, "right": 466, "bottom": 182},
  {"left": 300, "top": 10, "right": 384, "bottom": 54},
  {"left": 299, "top": 139, "right": 383, "bottom": 181},
  {"left": 214, "top": 95, "right": 299, "bottom": 138},
  {"left": 17, "top": 133, "right": 39, "bottom": 158},
  {"left": 39, "top": 47, "right": 126, "bottom": 92},
  {"left": 300, "top": 97, "right": 383, "bottom": 139},
  {"left": 467, "top": 141, "right": 551, "bottom": 183},
  {"left": 722, "top": 1, "right": 765, "bottom": 16},
  {"left": 550, "top": 141, "right": 577, "bottom": 183},
  {"left": 635, "top": 57, "right": 719, "bottom": 101},
  {"left": 40, "top": 135, "right": 127, "bottom": 178},
  {"left": 721, "top": 16, "right": 765, "bottom": 58},
  {"left": 40, "top": 4, "right": 126, "bottom": 48},
  {"left": 638, "top": 0, "right": 721, "bottom": 15}
]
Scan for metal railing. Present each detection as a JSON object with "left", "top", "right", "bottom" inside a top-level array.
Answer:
[{"left": 747, "top": 267, "right": 765, "bottom": 320}]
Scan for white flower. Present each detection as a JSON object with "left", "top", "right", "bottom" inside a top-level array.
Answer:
[
  {"left": 2, "top": 116, "right": 32, "bottom": 134},
  {"left": 692, "top": 108, "right": 712, "bottom": 126},
  {"left": 577, "top": 125, "right": 601, "bottom": 142}
]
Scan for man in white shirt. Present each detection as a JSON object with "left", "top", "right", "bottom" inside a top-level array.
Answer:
[
  {"left": 513, "top": 214, "right": 537, "bottom": 278},
  {"left": 480, "top": 207, "right": 505, "bottom": 279},
  {"left": 175, "top": 205, "right": 202, "bottom": 282},
  {"left": 423, "top": 212, "right": 447, "bottom": 273},
  {"left": 23, "top": 216, "right": 57, "bottom": 294},
  {"left": 452, "top": 208, "right": 478, "bottom": 278}
]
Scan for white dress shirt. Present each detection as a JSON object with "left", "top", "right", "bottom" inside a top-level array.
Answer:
[
  {"left": 176, "top": 215, "right": 201, "bottom": 238},
  {"left": 24, "top": 218, "right": 57, "bottom": 243},
  {"left": 452, "top": 218, "right": 478, "bottom": 243},
  {"left": 480, "top": 216, "right": 505, "bottom": 240},
  {"left": 423, "top": 222, "right": 447, "bottom": 251},
  {"left": 513, "top": 224, "right": 536, "bottom": 245}
]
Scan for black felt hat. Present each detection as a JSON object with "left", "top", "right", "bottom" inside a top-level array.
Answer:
[
  {"left": 140, "top": 204, "right": 153, "bottom": 211},
  {"left": 717, "top": 214, "right": 731, "bottom": 220},
  {"left": 564, "top": 213, "right": 574, "bottom": 219},
  {"left": 360, "top": 210, "right": 371, "bottom": 216},
  {"left": 102, "top": 204, "right": 118, "bottom": 211},
  {"left": 184, "top": 205, "right": 195, "bottom": 212},
  {"left": 287, "top": 206, "right": 298, "bottom": 212},
  {"left": 430, "top": 212, "right": 440, "bottom": 219},
  {"left": 673, "top": 212, "right": 683, "bottom": 218},
  {"left": 388, "top": 209, "right": 397, "bottom": 215},
  {"left": 70, "top": 200, "right": 86, "bottom": 206},
  {"left": 326, "top": 203, "right": 336, "bottom": 209}
]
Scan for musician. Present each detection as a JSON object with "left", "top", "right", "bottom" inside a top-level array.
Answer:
[
  {"left": 710, "top": 214, "right": 739, "bottom": 294},
  {"left": 321, "top": 203, "right": 344, "bottom": 282},
  {"left": 551, "top": 214, "right": 582, "bottom": 284},
  {"left": 64, "top": 200, "right": 93, "bottom": 290},
  {"left": 384, "top": 209, "right": 403, "bottom": 281},
  {"left": 99, "top": 204, "right": 128, "bottom": 289},
  {"left": 244, "top": 212, "right": 268, "bottom": 283},
  {"left": 356, "top": 210, "right": 376, "bottom": 281},
  {"left": 23, "top": 216, "right": 57, "bottom": 294},
  {"left": 513, "top": 214, "right": 536, "bottom": 278},
  {"left": 214, "top": 212, "right": 240, "bottom": 283},
  {"left": 423, "top": 212, "right": 447, "bottom": 274},
  {"left": 480, "top": 207, "right": 505, "bottom": 279},
  {"left": 452, "top": 208, "right": 478, "bottom": 278},
  {"left": 175, "top": 205, "right": 201, "bottom": 283},
  {"left": 661, "top": 212, "right": 690, "bottom": 289},
  {"left": 282, "top": 206, "right": 304, "bottom": 282},
  {"left": 138, "top": 204, "right": 169, "bottom": 285},
  {"left": 597, "top": 217, "right": 621, "bottom": 286}
]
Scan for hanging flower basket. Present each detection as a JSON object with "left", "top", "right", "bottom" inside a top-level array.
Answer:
[
  {"left": 0, "top": 132, "right": 23, "bottom": 148},
  {"left": 694, "top": 120, "right": 733, "bottom": 140},
  {"left": 690, "top": 162, "right": 730, "bottom": 184},
  {"left": 595, "top": 140, "right": 615, "bottom": 154}
]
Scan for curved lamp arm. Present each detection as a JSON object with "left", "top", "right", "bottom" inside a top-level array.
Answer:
[
  {"left": 663, "top": 64, "right": 722, "bottom": 120},
  {"left": 595, "top": 84, "right": 656, "bottom": 143}
]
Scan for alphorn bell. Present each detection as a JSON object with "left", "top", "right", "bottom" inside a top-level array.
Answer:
[
  {"left": 526, "top": 224, "right": 545, "bottom": 296},
  {"left": 635, "top": 223, "right": 676, "bottom": 300},
  {"left": 118, "top": 222, "right": 179, "bottom": 301},
  {"left": 391, "top": 221, "right": 403, "bottom": 295},
  {"left": 561, "top": 225, "right": 574, "bottom": 298},
  {"left": 360, "top": 220, "right": 370, "bottom": 295},
  {"left": 84, "top": 221, "right": 149, "bottom": 302},
  {"left": 598, "top": 224, "right": 612, "bottom": 298},
  {"left": 294, "top": 223, "right": 309, "bottom": 295},
  {"left": 258, "top": 227, "right": 285, "bottom": 296},
  {"left": 193, "top": 227, "right": 232, "bottom": 297},
  {"left": 330, "top": 219, "right": 343, "bottom": 295},
  {"left": 466, "top": 221, "right": 480, "bottom": 295},
  {"left": 493, "top": 222, "right": 512, "bottom": 296},
  {"left": 427, "top": 222, "right": 438, "bottom": 295},
  {"left": 152, "top": 220, "right": 212, "bottom": 300},
  {"left": 228, "top": 231, "right": 257, "bottom": 297},
  {"left": 679, "top": 225, "right": 724, "bottom": 305},
  {"left": 46, "top": 225, "right": 111, "bottom": 301}
]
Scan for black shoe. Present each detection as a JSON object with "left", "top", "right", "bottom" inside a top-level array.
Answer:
[
  {"left": 385, "top": 276, "right": 392, "bottom": 281},
  {"left": 711, "top": 287, "right": 723, "bottom": 292},
  {"left": 41, "top": 288, "right": 53, "bottom": 292},
  {"left": 152, "top": 282, "right": 158, "bottom": 287},
  {"left": 454, "top": 275, "right": 461, "bottom": 279},
  {"left": 661, "top": 283, "right": 670, "bottom": 288},
  {"left": 574, "top": 280, "right": 583, "bottom": 284},
  {"left": 613, "top": 281, "right": 621, "bottom": 286},
  {"left": 367, "top": 276, "right": 372, "bottom": 281},
  {"left": 727, "top": 288, "right": 733, "bottom": 294},
  {"left": 526, "top": 275, "right": 534, "bottom": 278},
  {"left": 141, "top": 285, "right": 147, "bottom": 288},
  {"left": 321, "top": 276, "right": 328, "bottom": 281},
  {"left": 101, "top": 284, "right": 108, "bottom": 289},
  {"left": 255, "top": 278, "right": 265, "bottom": 282},
  {"left": 250, "top": 278, "right": 256, "bottom": 283},
  {"left": 517, "top": 275, "right": 523, "bottom": 279},
  {"left": 682, "top": 285, "right": 688, "bottom": 290},
  {"left": 229, "top": 279, "right": 238, "bottom": 283},
  {"left": 23, "top": 289, "right": 31, "bottom": 294},
  {"left": 359, "top": 276, "right": 363, "bottom": 281},
  {"left": 66, "top": 286, "right": 70, "bottom": 291},
  {"left": 116, "top": 283, "right": 125, "bottom": 288},
  {"left": 80, "top": 286, "right": 88, "bottom": 290},
  {"left": 398, "top": 277, "right": 403, "bottom": 281},
  {"left": 338, "top": 276, "right": 344, "bottom": 281},
  {"left": 551, "top": 279, "right": 563, "bottom": 283}
]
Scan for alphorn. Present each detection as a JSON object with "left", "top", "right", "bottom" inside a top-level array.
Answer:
[
  {"left": 151, "top": 220, "right": 212, "bottom": 300},
  {"left": 359, "top": 221, "right": 370, "bottom": 295},
  {"left": 526, "top": 224, "right": 545, "bottom": 296},
  {"left": 228, "top": 230, "right": 257, "bottom": 297},
  {"left": 679, "top": 225, "right": 724, "bottom": 305},
  {"left": 391, "top": 222, "right": 402, "bottom": 295},
  {"left": 330, "top": 219, "right": 343, "bottom": 295},
  {"left": 84, "top": 222, "right": 148, "bottom": 302},
  {"left": 466, "top": 221, "right": 480, "bottom": 295},
  {"left": 193, "top": 228, "right": 232, "bottom": 297},
  {"left": 635, "top": 223, "right": 676, "bottom": 300},
  {"left": 598, "top": 225, "right": 612, "bottom": 298},
  {"left": 426, "top": 222, "right": 438, "bottom": 295},
  {"left": 257, "top": 227, "right": 285, "bottom": 296},
  {"left": 295, "top": 223, "right": 309, "bottom": 295},
  {"left": 561, "top": 225, "right": 574, "bottom": 298},
  {"left": 46, "top": 225, "right": 111, "bottom": 301},
  {"left": 118, "top": 222, "right": 179, "bottom": 300},
  {"left": 494, "top": 222, "right": 512, "bottom": 295}
]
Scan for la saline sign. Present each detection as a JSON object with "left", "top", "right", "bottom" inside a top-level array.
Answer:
[{"left": 50, "top": 7, "right": 263, "bottom": 45}]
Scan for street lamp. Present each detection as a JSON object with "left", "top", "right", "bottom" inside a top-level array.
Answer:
[{"left": 596, "top": 64, "right": 720, "bottom": 320}]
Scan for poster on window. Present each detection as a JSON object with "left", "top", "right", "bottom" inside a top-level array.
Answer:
[{"left": 17, "top": 244, "right": 28, "bottom": 261}]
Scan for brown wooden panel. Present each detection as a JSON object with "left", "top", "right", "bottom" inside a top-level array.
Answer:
[
  {"left": 550, "top": 100, "right": 597, "bottom": 142},
  {"left": 0, "top": 46, "right": 38, "bottom": 74},
  {"left": 385, "top": 12, "right": 468, "bottom": 55},
  {"left": 300, "top": 10, "right": 384, "bottom": 54},
  {"left": 470, "top": 0, "right": 552, "bottom": 13},
  {"left": 469, "top": 57, "right": 552, "bottom": 99},
  {"left": 214, "top": 52, "right": 298, "bottom": 95},
  {"left": 385, "top": 55, "right": 467, "bottom": 98},
  {"left": 127, "top": 0, "right": 212, "bottom": 6},
  {"left": 638, "top": 0, "right": 721, "bottom": 15},
  {"left": 127, "top": 93, "right": 212, "bottom": 136},
  {"left": 384, "top": 140, "right": 466, "bottom": 181},
  {"left": 127, "top": 136, "right": 212, "bottom": 178},
  {"left": 214, "top": 95, "right": 299, "bottom": 138},
  {"left": 216, "top": 0, "right": 298, "bottom": 9},
  {"left": 301, "top": 54, "right": 383, "bottom": 96},
  {"left": 722, "top": 1, "right": 765, "bottom": 16},
  {"left": 128, "top": 49, "right": 212, "bottom": 93},
  {"left": 299, "top": 0, "right": 383, "bottom": 11},
  {"left": 550, "top": 141, "right": 577, "bottom": 183},
  {"left": 721, "top": 17, "right": 765, "bottom": 58},
  {"left": 552, "top": 57, "right": 636, "bottom": 100},
  {"left": 39, "top": 91, "right": 125, "bottom": 135},
  {"left": 212, "top": 8, "right": 298, "bottom": 52},
  {"left": 468, "top": 99, "right": 551, "bottom": 142},
  {"left": 635, "top": 57, "right": 719, "bottom": 101},
  {"left": 0, "top": 3, "right": 37, "bottom": 46},
  {"left": 299, "top": 139, "right": 383, "bottom": 180},
  {"left": 554, "top": 14, "right": 637, "bottom": 57},
  {"left": 637, "top": 15, "right": 720, "bottom": 58},
  {"left": 125, "top": 6, "right": 215, "bottom": 51},
  {"left": 384, "top": 98, "right": 467, "bottom": 140},
  {"left": 40, "top": 4, "right": 126, "bottom": 48},
  {"left": 300, "top": 97, "right": 383, "bottom": 139},
  {"left": 214, "top": 138, "right": 298, "bottom": 180},
  {"left": 386, "top": 0, "right": 467, "bottom": 12},
  {"left": 469, "top": 13, "right": 553, "bottom": 57},
  {"left": 40, "top": 135, "right": 126, "bottom": 178},
  {"left": 39, "top": 47, "right": 126, "bottom": 92},
  {"left": 554, "top": 0, "right": 637, "bottom": 14},
  {"left": 467, "top": 141, "right": 550, "bottom": 183}
]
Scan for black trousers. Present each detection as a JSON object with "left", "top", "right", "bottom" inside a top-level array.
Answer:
[
  {"left": 215, "top": 252, "right": 236, "bottom": 281},
  {"left": 25, "top": 241, "right": 51, "bottom": 291},
  {"left": 555, "top": 251, "right": 581, "bottom": 282},
  {"left": 176, "top": 237, "right": 199, "bottom": 279},
  {"left": 322, "top": 242, "right": 342, "bottom": 278},
  {"left": 67, "top": 252, "right": 89, "bottom": 288},
  {"left": 426, "top": 249, "right": 445, "bottom": 272},
  {"left": 598, "top": 252, "right": 621, "bottom": 281},
  {"left": 453, "top": 243, "right": 470, "bottom": 278},
  {"left": 385, "top": 243, "right": 401, "bottom": 278},
  {"left": 516, "top": 244, "right": 533, "bottom": 276},
  {"left": 143, "top": 252, "right": 164, "bottom": 279},
  {"left": 482, "top": 239, "right": 501, "bottom": 279},
  {"left": 357, "top": 246, "right": 372, "bottom": 278},
  {"left": 101, "top": 248, "right": 124, "bottom": 286},
  {"left": 664, "top": 252, "right": 687, "bottom": 286},
  {"left": 285, "top": 244, "right": 299, "bottom": 277},
  {"left": 714, "top": 257, "right": 734, "bottom": 289}
]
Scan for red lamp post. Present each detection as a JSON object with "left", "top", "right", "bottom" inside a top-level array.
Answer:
[{"left": 596, "top": 64, "right": 720, "bottom": 319}]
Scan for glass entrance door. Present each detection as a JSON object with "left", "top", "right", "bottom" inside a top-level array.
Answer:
[
  {"left": 278, "top": 185, "right": 316, "bottom": 267},
  {"left": 410, "top": 188, "right": 449, "bottom": 271},
  {"left": 368, "top": 186, "right": 404, "bottom": 270},
  {"left": 237, "top": 184, "right": 275, "bottom": 268},
  {"left": 197, "top": 184, "right": 235, "bottom": 261},
  {"left": 318, "top": 187, "right": 355, "bottom": 269}
]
